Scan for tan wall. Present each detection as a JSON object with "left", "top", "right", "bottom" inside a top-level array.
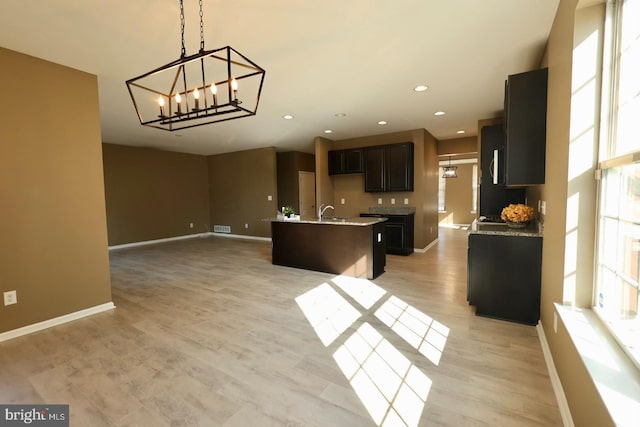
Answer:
[
  {"left": 0, "top": 47, "right": 112, "bottom": 333},
  {"left": 438, "top": 136, "right": 478, "bottom": 225},
  {"left": 438, "top": 136, "right": 478, "bottom": 157},
  {"left": 539, "top": 1, "right": 614, "bottom": 425},
  {"left": 102, "top": 144, "right": 211, "bottom": 246},
  {"left": 276, "top": 151, "right": 315, "bottom": 214},
  {"left": 315, "top": 129, "right": 438, "bottom": 249},
  {"left": 438, "top": 163, "right": 477, "bottom": 225},
  {"left": 314, "top": 137, "right": 335, "bottom": 210},
  {"left": 208, "top": 147, "right": 278, "bottom": 237}
]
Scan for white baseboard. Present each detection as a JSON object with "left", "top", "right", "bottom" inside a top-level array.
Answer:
[
  {"left": 537, "top": 322, "right": 574, "bottom": 427},
  {"left": 109, "top": 233, "right": 209, "bottom": 250},
  {"left": 209, "top": 232, "right": 271, "bottom": 242},
  {"left": 414, "top": 238, "right": 439, "bottom": 253},
  {"left": 109, "top": 232, "right": 271, "bottom": 250},
  {"left": 0, "top": 302, "right": 116, "bottom": 343}
]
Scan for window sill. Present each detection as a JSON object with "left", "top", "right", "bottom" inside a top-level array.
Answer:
[{"left": 555, "top": 303, "right": 640, "bottom": 426}]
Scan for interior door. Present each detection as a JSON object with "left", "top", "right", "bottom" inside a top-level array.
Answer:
[{"left": 299, "top": 171, "right": 316, "bottom": 219}]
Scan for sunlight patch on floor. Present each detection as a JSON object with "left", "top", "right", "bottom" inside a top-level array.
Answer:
[
  {"left": 333, "top": 323, "right": 432, "bottom": 427},
  {"left": 375, "top": 296, "right": 450, "bottom": 366},
  {"left": 296, "top": 278, "right": 449, "bottom": 426},
  {"left": 331, "top": 275, "right": 387, "bottom": 309},
  {"left": 295, "top": 283, "right": 361, "bottom": 346}
]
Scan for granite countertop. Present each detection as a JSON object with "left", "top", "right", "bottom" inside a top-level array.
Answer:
[
  {"left": 469, "top": 220, "right": 543, "bottom": 238},
  {"left": 367, "top": 206, "right": 416, "bottom": 215},
  {"left": 269, "top": 216, "right": 387, "bottom": 226}
]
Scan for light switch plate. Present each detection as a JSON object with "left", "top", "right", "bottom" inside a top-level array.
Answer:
[
  {"left": 404, "top": 198, "right": 409, "bottom": 205},
  {"left": 267, "top": 195, "right": 272, "bottom": 201},
  {"left": 341, "top": 198, "right": 345, "bottom": 204},
  {"left": 391, "top": 198, "right": 395, "bottom": 204},
  {"left": 377, "top": 198, "right": 382, "bottom": 204}
]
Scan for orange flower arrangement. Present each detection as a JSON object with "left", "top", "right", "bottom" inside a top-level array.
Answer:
[{"left": 501, "top": 203, "right": 535, "bottom": 223}]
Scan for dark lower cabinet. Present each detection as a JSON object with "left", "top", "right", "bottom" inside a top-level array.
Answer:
[
  {"left": 361, "top": 213, "right": 414, "bottom": 255},
  {"left": 467, "top": 233, "right": 542, "bottom": 325}
]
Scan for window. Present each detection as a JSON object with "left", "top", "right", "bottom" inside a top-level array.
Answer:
[
  {"left": 438, "top": 167, "right": 446, "bottom": 212},
  {"left": 595, "top": 0, "right": 640, "bottom": 368}
]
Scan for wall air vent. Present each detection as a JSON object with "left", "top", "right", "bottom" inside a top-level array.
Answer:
[{"left": 213, "top": 225, "right": 231, "bottom": 233}]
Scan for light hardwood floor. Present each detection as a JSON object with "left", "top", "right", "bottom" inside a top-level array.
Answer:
[{"left": 0, "top": 228, "right": 563, "bottom": 426}]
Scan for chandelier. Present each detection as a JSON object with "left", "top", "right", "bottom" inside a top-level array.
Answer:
[
  {"left": 442, "top": 156, "right": 458, "bottom": 178},
  {"left": 126, "top": 0, "right": 266, "bottom": 131}
]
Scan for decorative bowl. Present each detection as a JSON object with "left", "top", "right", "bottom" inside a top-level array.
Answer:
[{"left": 506, "top": 221, "right": 528, "bottom": 229}]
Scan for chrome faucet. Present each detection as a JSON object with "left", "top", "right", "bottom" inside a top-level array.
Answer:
[{"left": 318, "top": 204, "right": 335, "bottom": 220}]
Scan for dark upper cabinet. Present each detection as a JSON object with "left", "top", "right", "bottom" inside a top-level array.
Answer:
[
  {"left": 364, "top": 146, "right": 386, "bottom": 191},
  {"left": 328, "top": 148, "right": 363, "bottom": 175},
  {"left": 385, "top": 143, "right": 414, "bottom": 192},
  {"left": 504, "top": 68, "right": 548, "bottom": 185},
  {"left": 479, "top": 124, "right": 525, "bottom": 216},
  {"left": 364, "top": 142, "right": 414, "bottom": 192}
]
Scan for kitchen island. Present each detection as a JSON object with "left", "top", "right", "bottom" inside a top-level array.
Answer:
[{"left": 271, "top": 217, "right": 387, "bottom": 279}]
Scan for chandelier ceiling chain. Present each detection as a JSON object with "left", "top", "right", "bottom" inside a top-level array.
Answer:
[
  {"left": 125, "top": 0, "right": 266, "bottom": 131},
  {"left": 199, "top": 0, "right": 205, "bottom": 52},
  {"left": 179, "top": 0, "right": 186, "bottom": 58}
]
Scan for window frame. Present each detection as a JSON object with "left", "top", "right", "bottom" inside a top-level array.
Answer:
[{"left": 593, "top": 0, "right": 640, "bottom": 370}]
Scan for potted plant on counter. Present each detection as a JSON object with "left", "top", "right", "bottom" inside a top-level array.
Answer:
[{"left": 282, "top": 206, "right": 295, "bottom": 218}]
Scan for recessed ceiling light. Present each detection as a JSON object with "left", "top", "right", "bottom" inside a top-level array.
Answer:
[
  {"left": 334, "top": 113, "right": 347, "bottom": 118},
  {"left": 282, "top": 114, "right": 294, "bottom": 120},
  {"left": 456, "top": 130, "right": 465, "bottom": 134},
  {"left": 414, "top": 85, "right": 429, "bottom": 92},
  {"left": 324, "top": 129, "right": 333, "bottom": 134},
  {"left": 434, "top": 111, "right": 446, "bottom": 116},
  {"left": 378, "top": 120, "right": 388, "bottom": 125}
]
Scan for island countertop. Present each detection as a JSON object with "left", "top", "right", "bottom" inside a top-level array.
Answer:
[{"left": 269, "top": 217, "right": 387, "bottom": 226}]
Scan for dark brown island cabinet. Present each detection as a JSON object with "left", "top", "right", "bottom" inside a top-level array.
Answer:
[
  {"left": 360, "top": 213, "right": 414, "bottom": 255},
  {"left": 467, "top": 231, "right": 542, "bottom": 325},
  {"left": 271, "top": 218, "right": 386, "bottom": 279},
  {"left": 364, "top": 142, "right": 414, "bottom": 192}
]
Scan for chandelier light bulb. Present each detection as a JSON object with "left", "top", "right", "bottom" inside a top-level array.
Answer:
[
  {"left": 210, "top": 84, "right": 217, "bottom": 95},
  {"left": 193, "top": 89, "right": 200, "bottom": 99},
  {"left": 158, "top": 97, "right": 165, "bottom": 117},
  {"left": 175, "top": 93, "right": 182, "bottom": 114},
  {"left": 231, "top": 78, "right": 238, "bottom": 91}
]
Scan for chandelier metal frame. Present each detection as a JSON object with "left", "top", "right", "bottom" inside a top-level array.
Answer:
[{"left": 125, "top": 0, "right": 266, "bottom": 131}]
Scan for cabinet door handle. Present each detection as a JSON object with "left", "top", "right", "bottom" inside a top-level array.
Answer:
[{"left": 492, "top": 149, "right": 499, "bottom": 184}]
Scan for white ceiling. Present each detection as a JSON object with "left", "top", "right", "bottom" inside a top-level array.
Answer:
[{"left": 0, "top": 1, "right": 560, "bottom": 155}]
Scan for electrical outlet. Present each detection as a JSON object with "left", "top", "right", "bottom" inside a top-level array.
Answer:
[
  {"left": 404, "top": 198, "right": 409, "bottom": 205},
  {"left": 541, "top": 201, "right": 546, "bottom": 215},
  {"left": 391, "top": 198, "right": 395, "bottom": 204},
  {"left": 4, "top": 290, "right": 17, "bottom": 306},
  {"left": 377, "top": 198, "right": 382, "bottom": 205},
  {"left": 267, "top": 195, "right": 272, "bottom": 201},
  {"left": 244, "top": 223, "right": 249, "bottom": 229},
  {"left": 189, "top": 222, "right": 194, "bottom": 229},
  {"left": 341, "top": 198, "right": 345, "bottom": 205}
]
